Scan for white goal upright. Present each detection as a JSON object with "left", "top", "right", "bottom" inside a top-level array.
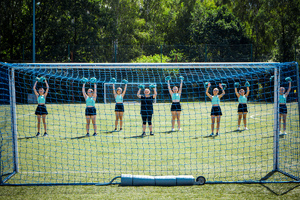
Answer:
[{"left": 0, "top": 62, "right": 299, "bottom": 185}]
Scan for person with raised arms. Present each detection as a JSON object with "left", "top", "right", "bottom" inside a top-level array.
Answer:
[
  {"left": 112, "top": 79, "right": 128, "bottom": 132},
  {"left": 33, "top": 77, "right": 49, "bottom": 137},
  {"left": 137, "top": 84, "right": 157, "bottom": 137},
  {"left": 205, "top": 82, "right": 225, "bottom": 137},
  {"left": 82, "top": 78, "right": 97, "bottom": 137}
]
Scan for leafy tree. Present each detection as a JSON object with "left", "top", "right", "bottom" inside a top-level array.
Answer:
[{"left": 189, "top": 4, "right": 251, "bottom": 61}]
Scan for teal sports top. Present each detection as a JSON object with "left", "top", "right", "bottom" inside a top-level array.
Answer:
[
  {"left": 238, "top": 95, "right": 247, "bottom": 103},
  {"left": 38, "top": 95, "right": 45, "bottom": 104},
  {"left": 116, "top": 95, "right": 123, "bottom": 103},
  {"left": 212, "top": 95, "right": 220, "bottom": 105},
  {"left": 279, "top": 95, "right": 286, "bottom": 104},
  {"left": 86, "top": 96, "right": 95, "bottom": 106},
  {"left": 172, "top": 93, "right": 180, "bottom": 101}
]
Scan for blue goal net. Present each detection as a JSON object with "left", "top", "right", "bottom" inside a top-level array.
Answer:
[{"left": 0, "top": 62, "right": 299, "bottom": 185}]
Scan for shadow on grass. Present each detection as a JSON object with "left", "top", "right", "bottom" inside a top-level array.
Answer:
[
  {"left": 159, "top": 130, "right": 173, "bottom": 134},
  {"left": 18, "top": 136, "right": 38, "bottom": 140},
  {"left": 102, "top": 131, "right": 115, "bottom": 134},
  {"left": 260, "top": 183, "right": 300, "bottom": 196},
  {"left": 124, "top": 135, "right": 150, "bottom": 139},
  {"left": 224, "top": 129, "right": 243, "bottom": 133},
  {"left": 70, "top": 135, "right": 89, "bottom": 140},
  {"left": 193, "top": 135, "right": 217, "bottom": 139}
]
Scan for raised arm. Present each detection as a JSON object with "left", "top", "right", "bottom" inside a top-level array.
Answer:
[
  {"left": 33, "top": 81, "right": 38, "bottom": 97},
  {"left": 245, "top": 87, "right": 250, "bottom": 97},
  {"left": 82, "top": 83, "right": 87, "bottom": 100},
  {"left": 219, "top": 83, "right": 225, "bottom": 99},
  {"left": 179, "top": 79, "right": 183, "bottom": 96},
  {"left": 153, "top": 87, "right": 157, "bottom": 99},
  {"left": 167, "top": 80, "right": 173, "bottom": 96},
  {"left": 112, "top": 83, "right": 117, "bottom": 98},
  {"left": 44, "top": 80, "right": 49, "bottom": 97},
  {"left": 122, "top": 84, "right": 127, "bottom": 97},
  {"left": 235, "top": 87, "right": 240, "bottom": 98},
  {"left": 93, "top": 83, "right": 97, "bottom": 100},
  {"left": 206, "top": 83, "right": 212, "bottom": 100},
  {"left": 285, "top": 81, "right": 292, "bottom": 97},
  {"left": 137, "top": 88, "right": 142, "bottom": 98}
]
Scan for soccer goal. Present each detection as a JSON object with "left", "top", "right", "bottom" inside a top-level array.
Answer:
[{"left": 0, "top": 62, "right": 299, "bottom": 185}]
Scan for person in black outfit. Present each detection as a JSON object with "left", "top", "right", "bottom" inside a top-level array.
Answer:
[{"left": 137, "top": 85, "right": 157, "bottom": 136}]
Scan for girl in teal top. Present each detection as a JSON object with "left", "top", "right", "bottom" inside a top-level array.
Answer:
[
  {"left": 279, "top": 80, "right": 291, "bottom": 136},
  {"left": 235, "top": 86, "right": 250, "bottom": 131},
  {"left": 206, "top": 83, "right": 225, "bottom": 136},
  {"left": 113, "top": 82, "right": 127, "bottom": 132},
  {"left": 167, "top": 78, "right": 183, "bottom": 132},
  {"left": 33, "top": 79, "right": 49, "bottom": 137},
  {"left": 82, "top": 82, "right": 97, "bottom": 136}
]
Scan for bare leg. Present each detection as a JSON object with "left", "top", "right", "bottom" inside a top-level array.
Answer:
[
  {"left": 283, "top": 114, "right": 287, "bottom": 132},
  {"left": 119, "top": 112, "right": 124, "bottom": 129},
  {"left": 211, "top": 116, "right": 215, "bottom": 134},
  {"left": 171, "top": 111, "right": 176, "bottom": 129},
  {"left": 86, "top": 117, "right": 91, "bottom": 134},
  {"left": 149, "top": 125, "right": 153, "bottom": 132},
  {"left": 238, "top": 113, "right": 242, "bottom": 127},
  {"left": 177, "top": 111, "right": 181, "bottom": 129},
  {"left": 279, "top": 114, "right": 282, "bottom": 132},
  {"left": 115, "top": 112, "right": 119, "bottom": 129},
  {"left": 243, "top": 113, "right": 247, "bottom": 128},
  {"left": 42, "top": 114, "right": 47, "bottom": 132},
  {"left": 216, "top": 116, "right": 221, "bottom": 133},
  {"left": 37, "top": 115, "right": 41, "bottom": 133},
  {"left": 92, "top": 115, "right": 97, "bottom": 133}
]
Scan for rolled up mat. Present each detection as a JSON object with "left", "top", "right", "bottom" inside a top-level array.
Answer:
[{"left": 121, "top": 174, "right": 195, "bottom": 186}]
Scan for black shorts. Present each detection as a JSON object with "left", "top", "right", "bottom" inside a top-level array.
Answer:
[
  {"left": 140, "top": 111, "right": 153, "bottom": 116},
  {"left": 85, "top": 107, "right": 96, "bottom": 116},
  {"left": 211, "top": 106, "right": 222, "bottom": 116},
  {"left": 238, "top": 104, "right": 248, "bottom": 113},
  {"left": 35, "top": 105, "right": 48, "bottom": 115},
  {"left": 171, "top": 102, "right": 181, "bottom": 111},
  {"left": 115, "top": 103, "right": 124, "bottom": 112},
  {"left": 279, "top": 104, "right": 287, "bottom": 114}
]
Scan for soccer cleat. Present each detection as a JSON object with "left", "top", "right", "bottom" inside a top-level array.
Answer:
[
  {"left": 150, "top": 132, "right": 154, "bottom": 136},
  {"left": 86, "top": 133, "right": 90, "bottom": 137},
  {"left": 43, "top": 132, "right": 48, "bottom": 137},
  {"left": 178, "top": 128, "right": 182, "bottom": 131},
  {"left": 215, "top": 132, "right": 219, "bottom": 136},
  {"left": 282, "top": 132, "right": 287, "bottom": 135},
  {"left": 244, "top": 127, "right": 248, "bottom": 130},
  {"left": 209, "top": 133, "right": 214, "bottom": 137},
  {"left": 119, "top": 128, "right": 123, "bottom": 132},
  {"left": 113, "top": 129, "right": 118, "bottom": 132},
  {"left": 237, "top": 127, "right": 241, "bottom": 131},
  {"left": 93, "top": 133, "right": 97, "bottom": 136},
  {"left": 36, "top": 132, "right": 40, "bottom": 137},
  {"left": 171, "top": 128, "right": 175, "bottom": 132},
  {"left": 141, "top": 132, "right": 146, "bottom": 137}
]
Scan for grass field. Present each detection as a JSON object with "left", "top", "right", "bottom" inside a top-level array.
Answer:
[
  {"left": 0, "top": 183, "right": 300, "bottom": 199},
  {"left": 0, "top": 101, "right": 299, "bottom": 198}
]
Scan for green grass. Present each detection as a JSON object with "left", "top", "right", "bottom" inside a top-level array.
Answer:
[
  {"left": 1, "top": 102, "right": 299, "bottom": 198},
  {"left": 0, "top": 184, "right": 300, "bottom": 199}
]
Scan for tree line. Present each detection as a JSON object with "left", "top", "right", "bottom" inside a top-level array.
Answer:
[{"left": 0, "top": 0, "right": 299, "bottom": 63}]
